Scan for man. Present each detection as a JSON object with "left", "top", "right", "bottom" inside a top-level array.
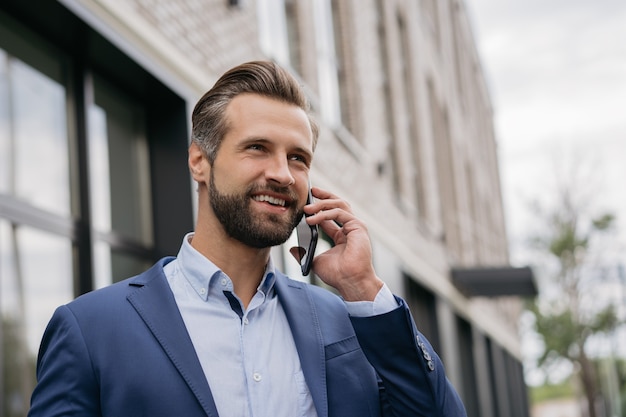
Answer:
[{"left": 29, "top": 61, "right": 466, "bottom": 416}]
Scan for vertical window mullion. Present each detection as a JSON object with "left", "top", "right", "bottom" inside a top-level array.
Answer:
[{"left": 70, "top": 57, "right": 95, "bottom": 296}]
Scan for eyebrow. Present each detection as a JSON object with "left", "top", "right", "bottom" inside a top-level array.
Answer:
[{"left": 240, "top": 137, "right": 314, "bottom": 161}]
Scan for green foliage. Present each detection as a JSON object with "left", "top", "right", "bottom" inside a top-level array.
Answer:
[
  {"left": 525, "top": 178, "right": 620, "bottom": 417},
  {"left": 3, "top": 317, "right": 37, "bottom": 417},
  {"left": 532, "top": 306, "right": 578, "bottom": 367},
  {"left": 530, "top": 379, "right": 576, "bottom": 403},
  {"left": 548, "top": 222, "right": 587, "bottom": 259},
  {"left": 589, "top": 305, "right": 619, "bottom": 334},
  {"left": 532, "top": 302, "right": 619, "bottom": 369},
  {"left": 592, "top": 213, "right": 616, "bottom": 231}
]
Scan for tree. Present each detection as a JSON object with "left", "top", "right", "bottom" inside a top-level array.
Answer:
[{"left": 528, "top": 179, "right": 620, "bottom": 417}]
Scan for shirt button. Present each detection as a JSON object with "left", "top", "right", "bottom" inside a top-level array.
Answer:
[
  {"left": 199, "top": 288, "right": 206, "bottom": 295},
  {"left": 253, "top": 373, "right": 262, "bottom": 382},
  {"left": 243, "top": 318, "right": 249, "bottom": 325},
  {"left": 221, "top": 278, "right": 227, "bottom": 286}
]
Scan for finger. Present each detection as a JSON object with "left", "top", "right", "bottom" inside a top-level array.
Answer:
[
  {"left": 310, "top": 186, "right": 337, "bottom": 200},
  {"left": 309, "top": 198, "right": 351, "bottom": 214},
  {"left": 307, "top": 207, "right": 344, "bottom": 224},
  {"left": 318, "top": 217, "right": 343, "bottom": 239},
  {"left": 309, "top": 208, "right": 360, "bottom": 237},
  {"left": 309, "top": 186, "right": 350, "bottom": 204}
]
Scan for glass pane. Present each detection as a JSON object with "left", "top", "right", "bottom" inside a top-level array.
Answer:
[
  {"left": 110, "top": 249, "right": 151, "bottom": 283},
  {"left": 0, "top": 221, "right": 73, "bottom": 417},
  {"left": 257, "top": 0, "right": 290, "bottom": 66},
  {"left": 312, "top": 0, "right": 341, "bottom": 126},
  {"left": 11, "top": 57, "right": 70, "bottom": 216},
  {"left": 88, "top": 104, "right": 112, "bottom": 232},
  {"left": 0, "top": 50, "right": 9, "bottom": 193},
  {"left": 88, "top": 76, "right": 153, "bottom": 245},
  {"left": 93, "top": 240, "right": 152, "bottom": 288}
]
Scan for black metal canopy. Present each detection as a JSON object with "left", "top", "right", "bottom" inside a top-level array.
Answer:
[{"left": 451, "top": 266, "right": 538, "bottom": 297}]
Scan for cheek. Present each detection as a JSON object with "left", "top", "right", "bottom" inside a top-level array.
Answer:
[
  {"left": 296, "top": 180, "right": 310, "bottom": 205},
  {"left": 213, "top": 161, "right": 262, "bottom": 191}
]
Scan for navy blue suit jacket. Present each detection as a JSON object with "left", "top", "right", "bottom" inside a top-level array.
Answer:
[{"left": 29, "top": 258, "right": 466, "bottom": 416}]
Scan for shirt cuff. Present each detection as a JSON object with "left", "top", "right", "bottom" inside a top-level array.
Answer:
[{"left": 344, "top": 283, "right": 399, "bottom": 317}]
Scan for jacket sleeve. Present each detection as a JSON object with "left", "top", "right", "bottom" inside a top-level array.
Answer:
[
  {"left": 28, "top": 305, "right": 101, "bottom": 417},
  {"left": 350, "top": 296, "right": 467, "bottom": 417}
]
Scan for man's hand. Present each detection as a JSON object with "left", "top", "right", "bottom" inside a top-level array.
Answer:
[{"left": 292, "top": 187, "right": 384, "bottom": 301}]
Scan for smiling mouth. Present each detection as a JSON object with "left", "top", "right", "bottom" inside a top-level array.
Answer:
[{"left": 252, "top": 194, "right": 288, "bottom": 207}]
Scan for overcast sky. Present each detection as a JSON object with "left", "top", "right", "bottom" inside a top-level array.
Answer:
[
  {"left": 466, "top": 0, "right": 626, "bottom": 383},
  {"left": 466, "top": 0, "right": 626, "bottom": 265}
]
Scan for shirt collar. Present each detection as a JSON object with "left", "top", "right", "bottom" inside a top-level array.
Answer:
[{"left": 176, "top": 232, "right": 277, "bottom": 301}]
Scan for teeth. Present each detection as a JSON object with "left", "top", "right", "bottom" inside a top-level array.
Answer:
[{"left": 253, "top": 195, "right": 287, "bottom": 207}]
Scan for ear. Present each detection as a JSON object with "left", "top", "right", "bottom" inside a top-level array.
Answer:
[{"left": 188, "top": 142, "right": 209, "bottom": 182}]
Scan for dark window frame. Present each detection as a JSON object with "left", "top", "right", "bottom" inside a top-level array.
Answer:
[{"left": 0, "top": 0, "right": 193, "bottom": 294}]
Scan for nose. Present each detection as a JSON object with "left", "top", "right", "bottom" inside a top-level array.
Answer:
[{"left": 265, "top": 155, "right": 295, "bottom": 186}]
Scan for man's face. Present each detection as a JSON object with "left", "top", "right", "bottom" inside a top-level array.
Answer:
[{"left": 207, "top": 93, "right": 314, "bottom": 248}]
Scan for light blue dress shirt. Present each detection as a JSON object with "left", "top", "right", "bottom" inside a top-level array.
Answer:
[{"left": 164, "top": 233, "right": 398, "bottom": 417}]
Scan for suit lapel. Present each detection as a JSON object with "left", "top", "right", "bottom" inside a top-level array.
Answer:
[
  {"left": 275, "top": 275, "right": 328, "bottom": 417},
  {"left": 126, "top": 259, "right": 219, "bottom": 417}
]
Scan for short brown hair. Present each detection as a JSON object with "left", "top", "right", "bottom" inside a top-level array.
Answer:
[{"left": 191, "top": 61, "right": 319, "bottom": 163}]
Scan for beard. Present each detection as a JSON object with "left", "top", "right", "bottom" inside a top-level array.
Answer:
[{"left": 208, "top": 173, "right": 303, "bottom": 248}]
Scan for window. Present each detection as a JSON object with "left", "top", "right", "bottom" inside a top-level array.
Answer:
[
  {"left": 257, "top": 0, "right": 291, "bottom": 66},
  {"left": 0, "top": 4, "right": 192, "bottom": 411},
  {"left": 0, "top": 30, "right": 70, "bottom": 216},
  {"left": 256, "top": 0, "right": 304, "bottom": 76},
  {"left": 375, "top": 0, "right": 403, "bottom": 201},
  {"left": 457, "top": 317, "right": 480, "bottom": 416},
  {"left": 398, "top": 14, "right": 427, "bottom": 221},
  {"left": 88, "top": 75, "right": 153, "bottom": 286},
  {"left": 312, "top": 0, "right": 341, "bottom": 127},
  {"left": 429, "top": 80, "right": 461, "bottom": 259},
  {"left": 284, "top": 0, "right": 303, "bottom": 75},
  {"left": 0, "top": 222, "right": 73, "bottom": 416},
  {"left": 0, "top": 19, "right": 74, "bottom": 416},
  {"left": 405, "top": 274, "right": 441, "bottom": 354}
]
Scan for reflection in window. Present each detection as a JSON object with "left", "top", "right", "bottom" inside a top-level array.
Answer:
[
  {"left": 88, "top": 76, "right": 153, "bottom": 286},
  {"left": 88, "top": 103, "right": 112, "bottom": 232},
  {"left": 110, "top": 248, "right": 152, "bottom": 283},
  {"left": 0, "top": 49, "right": 70, "bottom": 215},
  {"left": 257, "top": 0, "right": 291, "bottom": 66},
  {"left": 92, "top": 239, "right": 113, "bottom": 289},
  {"left": 284, "top": 0, "right": 302, "bottom": 75},
  {"left": 0, "top": 50, "right": 9, "bottom": 192},
  {"left": 93, "top": 240, "right": 151, "bottom": 288},
  {"left": 313, "top": 0, "right": 341, "bottom": 127},
  {"left": 88, "top": 76, "right": 153, "bottom": 245},
  {"left": 0, "top": 222, "right": 73, "bottom": 417}
]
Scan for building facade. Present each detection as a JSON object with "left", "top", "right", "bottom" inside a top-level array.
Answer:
[{"left": 0, "top": 0, "right": 533, "bottom": 416}]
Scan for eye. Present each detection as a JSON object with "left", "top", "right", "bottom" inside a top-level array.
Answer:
[
  {"left": 289, "top": 153, "right": 310, "bottom": 166},
  {"left": 247, "top": 143, "right": 265, "bottom": 151}
]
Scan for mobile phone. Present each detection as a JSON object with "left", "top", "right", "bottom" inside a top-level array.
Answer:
[{"left": 295, "top": 188, "right": 318, "bottom": 276}]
